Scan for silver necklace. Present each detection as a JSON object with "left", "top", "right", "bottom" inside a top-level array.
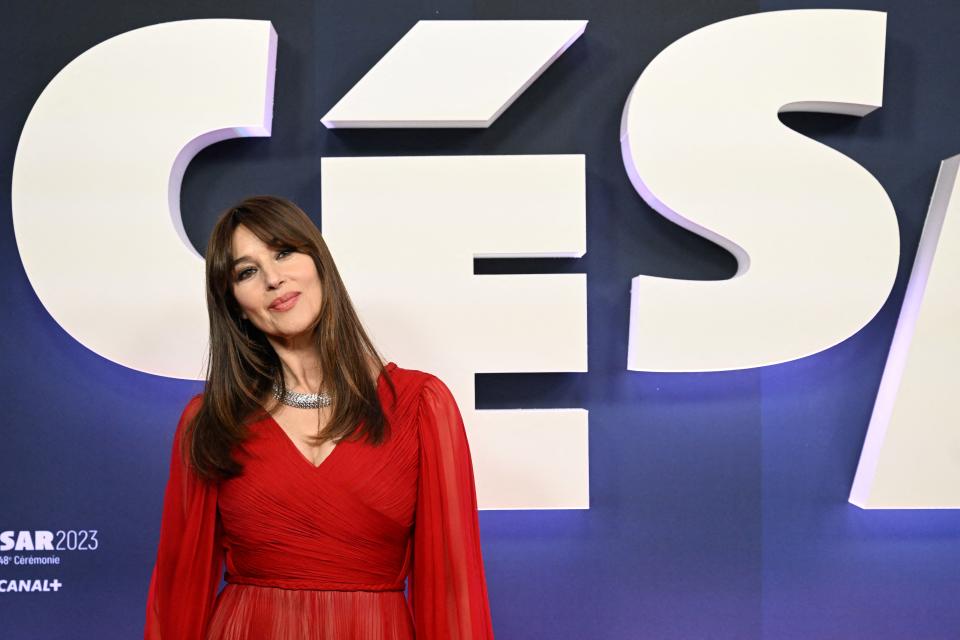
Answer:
[{"left": 272, "top": 381, "right": 333, "bottom": 409}]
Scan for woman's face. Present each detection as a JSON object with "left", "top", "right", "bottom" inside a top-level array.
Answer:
[{"left": 230, "top": 224, "right": 323, "bottom": 344}]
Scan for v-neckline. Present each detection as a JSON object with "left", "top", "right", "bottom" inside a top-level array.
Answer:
[{"left": 264, "top": 362, "right": 396, "bottom": 471}]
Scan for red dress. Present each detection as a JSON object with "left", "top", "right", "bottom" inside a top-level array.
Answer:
[{"left": 144, "top": 362, "right": 495, "bottom": 639}]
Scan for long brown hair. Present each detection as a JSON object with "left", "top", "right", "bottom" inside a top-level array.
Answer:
[{"left": 184, "top": 195, "right": 395, "bottom": 481}]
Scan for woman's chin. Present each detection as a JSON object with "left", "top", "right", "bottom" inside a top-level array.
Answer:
[{"left": 263, "top": 323, "right": 319, "bottom": 345}]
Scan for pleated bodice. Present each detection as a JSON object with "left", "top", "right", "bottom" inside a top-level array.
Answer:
[{"left": 218, "top": 363, "right": 419, "bottom": 591}]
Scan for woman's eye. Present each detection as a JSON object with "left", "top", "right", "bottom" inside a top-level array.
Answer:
[{"left": 235, "top": 249, "right": 292, "bottom": 281}]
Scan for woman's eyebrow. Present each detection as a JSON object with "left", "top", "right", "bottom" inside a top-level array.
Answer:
[{"left": 232, "top": 244, "right": 288, "bottom": 267}]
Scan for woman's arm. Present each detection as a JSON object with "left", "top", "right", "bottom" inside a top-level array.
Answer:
[
  {"left": 145, "top": 394, "right": 224, "bottom": 640},
  {"left": 408, "top": 376, "right": 495, "bottom": 639}
]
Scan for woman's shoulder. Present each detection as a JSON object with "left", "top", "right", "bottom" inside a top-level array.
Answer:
[
  {"left": 173, "top": 392, "right": 205, "bottom": 436},
  {"left": 183, "top": 391, "right": 204, "bottom": 415},
  {"left": 387, "top": 366, "right": 466, "bottom": 444},
  {"left": 383, "top": 363, "right": 460, "bottom": 418},
  {"left": 384, "top": 361, "right": 446, "bottom": 393}
]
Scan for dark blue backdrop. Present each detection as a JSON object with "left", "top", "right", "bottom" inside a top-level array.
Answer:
[{"left": 2, "top": 1, "right": 959, "bottom": 638}]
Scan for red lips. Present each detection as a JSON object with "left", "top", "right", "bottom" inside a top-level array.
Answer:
[{"left": 269, "top": 292, "right": 301, "bottom": 310}]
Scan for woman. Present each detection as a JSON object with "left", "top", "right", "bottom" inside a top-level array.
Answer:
[{"left": 145, "top": 196, "right": 495, "bottom": 639}]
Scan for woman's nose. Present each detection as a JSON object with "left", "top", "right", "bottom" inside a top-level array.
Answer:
[{"left": 262, "top": 266, "right": 285, "bottom": 289}]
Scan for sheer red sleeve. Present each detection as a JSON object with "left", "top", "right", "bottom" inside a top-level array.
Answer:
[
  {"left": 145, "top": 394, "right": 224, "bottom": 640},
  {"left": 408, "top": 376, "right": 495, "bottom": 639}
]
